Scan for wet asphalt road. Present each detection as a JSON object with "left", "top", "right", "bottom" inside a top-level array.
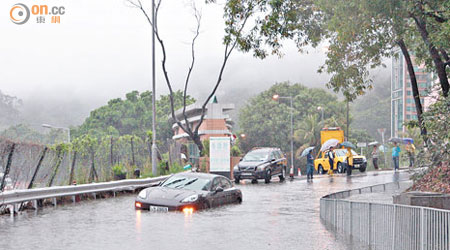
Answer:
[{"left": 0, "top": 171, "right": 410, "bottom": 250}]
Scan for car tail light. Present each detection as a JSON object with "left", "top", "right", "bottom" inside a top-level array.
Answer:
[{"left": 135, "top": 202, "right": 142, "bottom": 208}]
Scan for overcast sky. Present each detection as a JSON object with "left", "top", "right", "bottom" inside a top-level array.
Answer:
[{"left": 1, "top": 0, "right": 335, "bottom": 126}]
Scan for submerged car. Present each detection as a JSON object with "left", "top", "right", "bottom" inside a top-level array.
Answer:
[
  {"left": 233, "top": 147, "right": 287, "bottom": 184},
  {"left": 135, "top": 172, "right": 242, "bottom": 212}
]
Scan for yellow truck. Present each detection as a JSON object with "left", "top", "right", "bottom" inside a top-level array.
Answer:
[{"left": 314, "top": 127, "right": 367, "bottom": 174}]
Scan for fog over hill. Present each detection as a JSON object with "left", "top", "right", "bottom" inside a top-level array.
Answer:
[{"left": 0, "top": 0, "right": 390, "bottom": 132}]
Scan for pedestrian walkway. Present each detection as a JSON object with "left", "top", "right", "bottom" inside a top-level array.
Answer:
[{"left": 343, "top": 180, "right": 412, "bottom": 204}]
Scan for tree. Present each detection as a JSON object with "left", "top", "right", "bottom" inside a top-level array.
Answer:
[
  {"left": 72, "top": 90, "right": 195, "bottom": 142},
  {"left": 0, "top": 90, "right": 22, "bottom": 130},
  {"left": 127, "top": 0, "right": 259, "bottom": 154},
  {"left": 221, "top": 0, "right": 449, "bottom": 141},
  {"left": 238, "top": 82, "right": 347, "bottom": 155},
  {"left": 351, "top": 74, "right": 391, "bottom": 140}
]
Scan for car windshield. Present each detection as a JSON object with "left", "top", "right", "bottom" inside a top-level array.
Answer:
[
  {"left": 161, "top": 176, "right": 211, "bottom": 191},
  {"left": 242, "top": 150, "right": 269, "bottom": 162},
  {"left": 335, "top": 149, "right": 358, "bottom": 156}
]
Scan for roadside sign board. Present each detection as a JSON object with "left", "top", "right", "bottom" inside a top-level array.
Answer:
[
  {"left": 209, "top": 137, "right": 230, "bottom": 172},
  {"left": 356, "top": 142, "right": 367, "bottom": 148},
  {"left": 377, "top": 128, "right": 386, "bottom": 135}
]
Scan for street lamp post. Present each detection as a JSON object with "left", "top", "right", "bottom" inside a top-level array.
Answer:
[
  {"left": 151, "top": 0, "right": 158, "bottom": 176},
  {"left": 272, "top": 94, "right": 300, "bottom": 178},
  {"left": 42, "top": 124, "right": 70, "bottom": 143},
  {"left": 42, "top": 123, "right": 71, "bottom": 175}
]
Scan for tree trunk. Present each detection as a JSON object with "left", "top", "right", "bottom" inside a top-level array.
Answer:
[
  {"left": 110, "top": 137, "right": 114, "bottom": 167},
  {"left": 193, "top": 134, "right": 204, "bottom": 157},
  {"left": 131, "top": 137, "right": 135, "bottom": 166},
  {"left": 397, "top": 39, "right": 428, "bottom": 141},
  {"left": 412, "top": 15, "right": 449, "bottom": 96},
  {"left": 0, "top": 143, "right": 15, "bottom": 191},
  {"left": 89, "top": 147, "right": 98, "bottom": 182}
]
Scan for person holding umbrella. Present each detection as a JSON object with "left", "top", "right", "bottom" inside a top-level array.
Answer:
[
  {"left": 300, "top": 146, "right": 315, "bottom": 180},
  {"left": 372, "top": 145, "right": 379, "bottom": 170},
  {"left": 327, "top": 146, "right": 335, "bottom": 175},
  {"left": 340, "top": 141, "right": 356, "bottom": 176},
  {"left": 392, "top": 142, "right": 401, "bottom": 171},
  {"left": 405, "top": 141, "right": 415, "bottom": 168},
  {"left": 306, "top": 150, "right": 315, "bottom": 180}
]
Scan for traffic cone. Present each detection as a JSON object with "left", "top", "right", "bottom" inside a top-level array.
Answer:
[
  {"left": 289, "top": 166, "right": 294, "bottom": 178},
  {"left": 298, "top": 167, "right": 302, "bottom": 176}
]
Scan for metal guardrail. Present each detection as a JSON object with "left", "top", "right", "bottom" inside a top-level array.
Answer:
[
  {"left": 0, "top": 176, "right": 168, "bottom": 206},
  {"left": 320, "top": 182, "right": 450, "bottom": 250}
]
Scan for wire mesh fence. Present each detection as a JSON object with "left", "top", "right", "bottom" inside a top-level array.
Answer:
[
  {"left": 320, "top": 182, "right": 450, "bottom": 250},
  {"left": 0, "top": 137, "right": 184, "bottom": 191}
]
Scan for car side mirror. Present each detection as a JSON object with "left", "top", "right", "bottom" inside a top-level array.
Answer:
[
  {"left": 271, "top": 158, "right": 276, "bottom": 162},
  {"left": 239, "top": 158, "right": 242, "bottom": 162},
  {"left": 215, "top": 187, "right": 224, "bottom": 193}
]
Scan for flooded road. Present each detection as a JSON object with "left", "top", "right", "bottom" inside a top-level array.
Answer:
[{"left": 0, "top": 171, "right": 410, "bottom": 250}]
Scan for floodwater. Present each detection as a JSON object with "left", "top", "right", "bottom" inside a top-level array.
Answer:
[{"left": 0, "top": 171, "right": 410, "bottom": 250}]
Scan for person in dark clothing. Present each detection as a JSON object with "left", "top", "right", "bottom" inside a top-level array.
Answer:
[
  {"left": 327, "top": 147, "right": 335, "bottom": 173},
  {"left": 306, "top": 150, "right": 314, "bottom": 180}
]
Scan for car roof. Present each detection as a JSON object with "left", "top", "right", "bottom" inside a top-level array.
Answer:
[
  {"left": 173, "top": 172, "right": 227, "bottom": 180},
  {"left": 249, "top": 147, "right": 281, "bottom": 152}
]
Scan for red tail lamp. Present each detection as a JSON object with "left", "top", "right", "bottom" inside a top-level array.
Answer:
[{"left": 135, "top": 202, "right": 142, "bottom": 208}]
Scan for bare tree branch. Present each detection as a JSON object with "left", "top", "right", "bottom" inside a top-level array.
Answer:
[
  {"left": 194, "top": 1, "right": 256, "bottom": 135},
  {"left": 182, "top": 3, "right": 202, "bottom": 134},
  {"left": 130, "top": 0, "right": 257, "bottom": 153}
]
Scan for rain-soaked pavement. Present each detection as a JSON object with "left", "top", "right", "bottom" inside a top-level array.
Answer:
[{"left": 0, "top": 170, "right": 410, "bottom": 250}]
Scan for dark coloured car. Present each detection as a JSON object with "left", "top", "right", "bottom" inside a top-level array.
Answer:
[
  {"left": 233, "top": 147, "right": 287, "bottom": 184},
  {"left": 135, "top": 172, "right": 242, "bottom": 212}
]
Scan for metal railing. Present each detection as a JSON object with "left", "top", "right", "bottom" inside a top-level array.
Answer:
[
  {"left": 320, "top": 182, "right": 450, "bottom": 250},
  {"left": 0, "top": 176, "right": 168, "bottom": 206}
]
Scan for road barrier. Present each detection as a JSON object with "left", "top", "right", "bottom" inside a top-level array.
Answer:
[
  {"left": 320, "top": 182, "right": 450, "bottom": 250},
  {"left": 0, "top": 176, "right": 168, "bottom": 208}
]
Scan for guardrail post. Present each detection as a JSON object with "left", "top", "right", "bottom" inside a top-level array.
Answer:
[
  {"left": 93, "top": 193, "right": 96, "bottom": 200},
  {"left": 392, "top": 205, "right": 396, "bottom": 250},
  {"left": 32, "top": 200, "right": 38, "bottom": 209},
  {"left": 349, "top": 202, "right": 353, "bottom": 237},
  {"left": 52, "top": 198, "right": 57, "bottom": 206},
  {"left": 383, "top": 183, "right": 386, "bottom": 192},
  {"left": 359, "top": 189, "right": 362, "bottom": 194},
  {"left": 334, "top": 199, "right": 337, "bottom": 228},
  {"left": 420, "top": 207, "right": 424, "bottom": 250},
  {"left": 71, "top": 196, "right": 76, "bottom": 203},
  {"left": 368, "top": 203, "right": 372, "bottom": 246}
]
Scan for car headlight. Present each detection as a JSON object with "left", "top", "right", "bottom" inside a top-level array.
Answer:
[
  {"left": 182, "top": 194, "right": 199, "bottom": 203},
  {"left": 138, "top": 190, "right": 147, "bottom": 199},
  {"left": 257, "top": 164, "right": 267, "bottom": 171}
]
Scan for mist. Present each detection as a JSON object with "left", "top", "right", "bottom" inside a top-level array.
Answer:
[{"left": 1, "top": 0, "right": 385, "bottom": 129}]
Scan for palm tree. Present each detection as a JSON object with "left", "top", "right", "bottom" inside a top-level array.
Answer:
[{"left": 294, "top": 114, "right": 323, "bottom": 156}]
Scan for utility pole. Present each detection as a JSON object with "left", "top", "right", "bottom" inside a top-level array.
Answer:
[
  {"left": 346, "top": 99, "right": 349, "bottom": 141},
  {"left": 151, "top": 0, "right": 158, "bottom": 176}
]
